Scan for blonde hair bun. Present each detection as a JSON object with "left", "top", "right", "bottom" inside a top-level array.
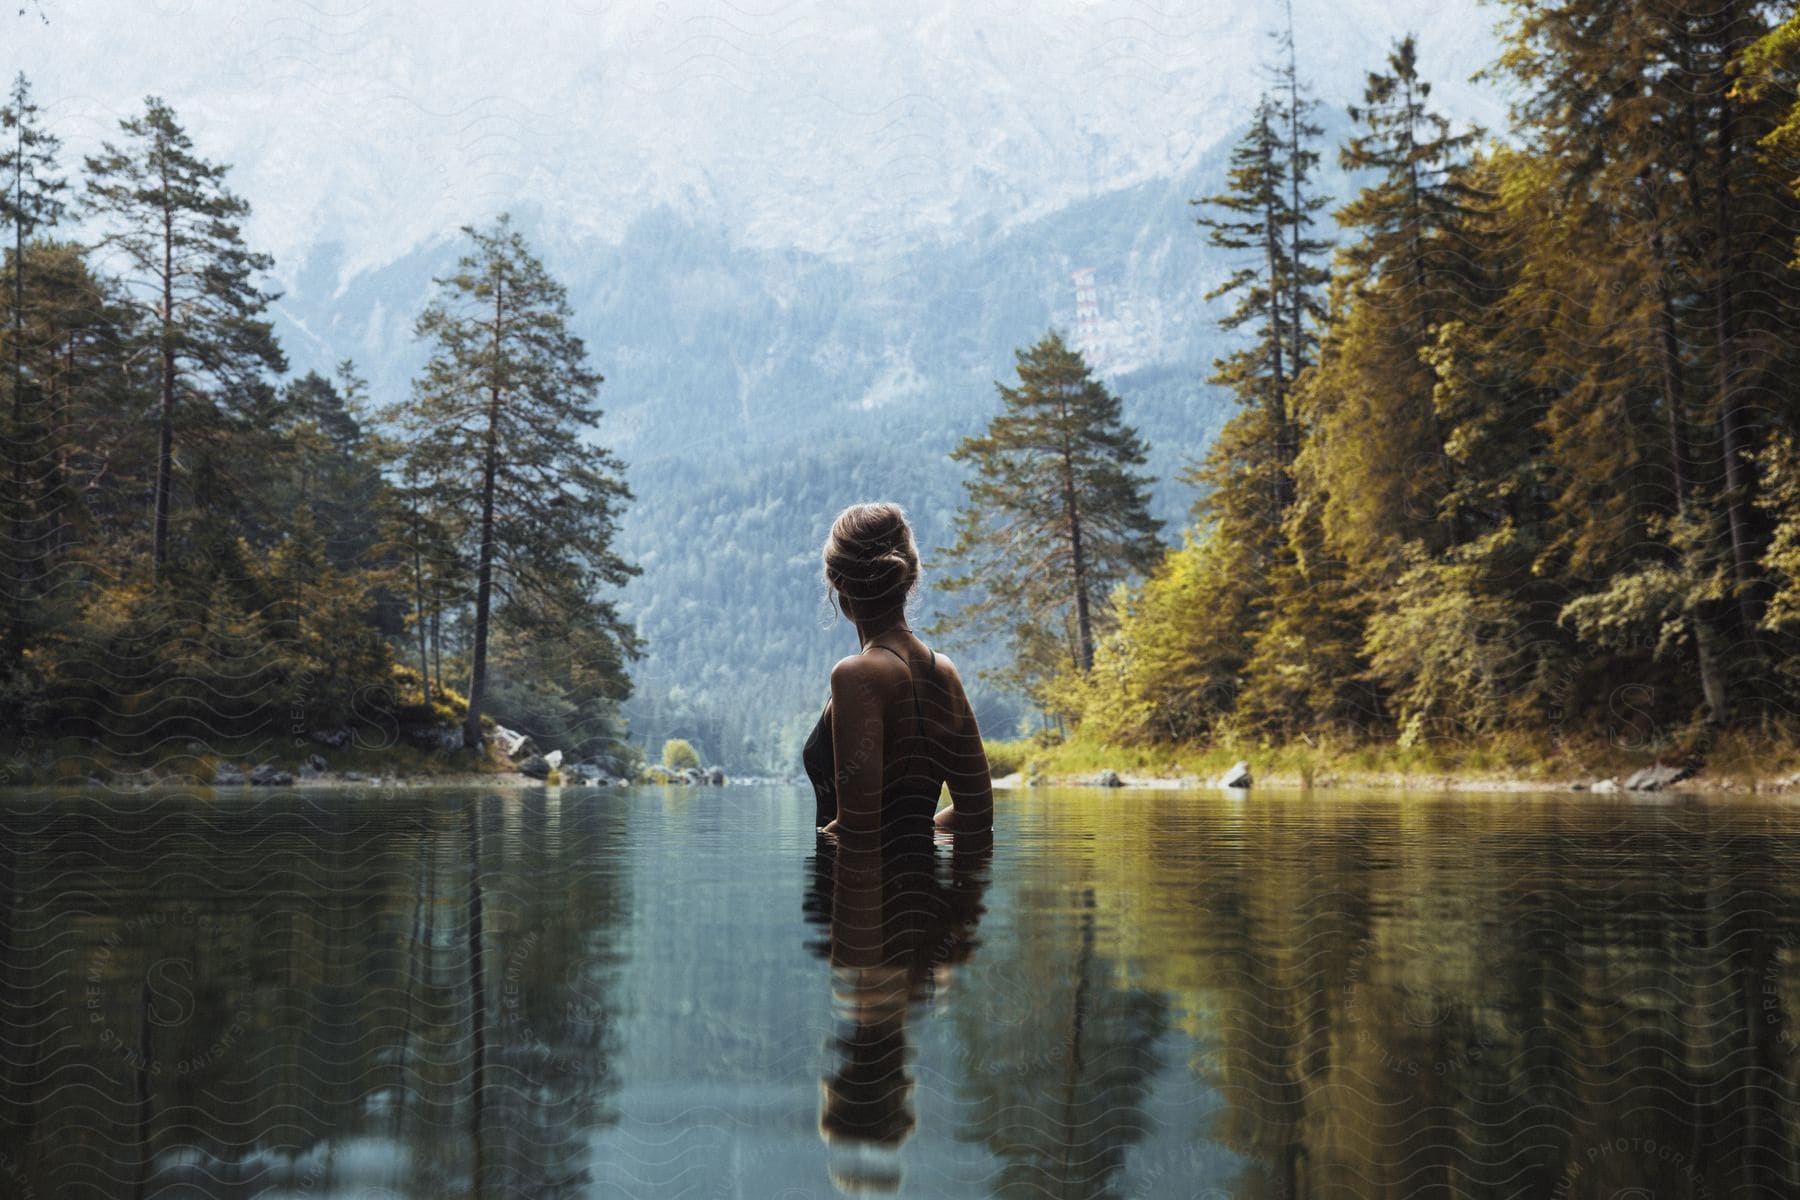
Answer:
[{"left": 823, "top": 502, "right": 921, "bottom": 611}]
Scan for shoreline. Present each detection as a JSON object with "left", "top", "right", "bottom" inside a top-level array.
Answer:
[
  {"left": 5, "top": 766, "right": 1798, "bottom": 795},
  {"left": 981, "top": 728, "right": 1800, "bottom": 797},
  {"left": 8, "top": 734, "right": 1800, "bottom": 795},
  {"left": 993, "top": 766, "right": 1800, "bottom": 796}
]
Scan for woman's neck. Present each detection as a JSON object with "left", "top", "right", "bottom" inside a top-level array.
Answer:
[{"left": 855, "top": 615, "right": 911, "bottom": 647}]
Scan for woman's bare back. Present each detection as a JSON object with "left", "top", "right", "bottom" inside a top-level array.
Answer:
[{"left": 805, "top": 636, "right": 992, "bottom": 839}]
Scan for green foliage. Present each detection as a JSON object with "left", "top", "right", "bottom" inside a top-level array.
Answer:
[
  {"left": 1756, "top": 433, "right": 1800, "bottom": 633},
  {"left": 1166, "top": 57, "right": 1339, "bottom": 743},
  {"left": 386, "top": 663, "right": 468, "bottom": 728},
  {"left": 12, "top": 8, "right": 1800, "bottom": 778},
  {"left": 1361, "top": 535, "right": 1543, "bottom": 746},
  {"left": 0, "top": 91, "right": 634, "bottom": 761},
  {"left": 1741, "top": 10, "right": 1800, "bottom": 268},
  {"left": 1336, "top": 35, "right": 1488, "bottom": 294},
  {"left": 482, "top": 626, "right": 632, "bottom": 760},
  {"left": 0, "top": 73, "right": 67, "bottom": 237},
  {"left": 28, "top": 529, "right": 398, "bottom": 743},
  {"left": 1187, "top": 94, "right": 1317, "bottom": 539},
  {"left": 981, "top": 739, "right": 1031, "bottom": 778},
  {"left": 1061, "top": 530, "right": 1248, "bottom": 746},
  {"left": 1230, "top": 512, "right": 1377, "bottom": 739},
  {"left": 661, "top": 738, "right": 700, "bottom": 771}
]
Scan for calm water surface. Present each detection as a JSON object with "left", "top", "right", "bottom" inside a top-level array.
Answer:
[{"left": 2, "top": 784, "right": 1798, "bottom": 1198}]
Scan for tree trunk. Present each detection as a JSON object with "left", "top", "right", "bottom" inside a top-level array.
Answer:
[
  {"left": 464, "top": 452, "right": 497, "bottom": 748},
  {"left": 153, "top": 203, "right": 175, "bottom": 582},
  {"left": 1284, "top": 11, "right": 1307, "bottom": 387},
  {"left": 431, "top": 601, "right": 442, "bottom": 698},
  {"left": 462, "top": 278, "right": 504, "bottom": 749},
  {"left": 1259, "top": 118, "right": 1292, "bottom": 513},
  {"left": 1655, "top": 228, "right": 1728, "bottom": 722},
  {"left": 414, "top": 530, "right": 430, "bottom": 702},
  {"left": 51, "top": 337, "right": 71, "bottom": 562},
  {"left": 1059, "top": 392, "right": 1095, "bottom": 673},
  {"left": 1399, "top": 80, "right": 1461, "bottom": 543},
  {"left": 1711, "top": 35, "right": 1761, "bottom": 634},
  {"left": 9, "top": 174, "right": 25, "bottom": 659}
]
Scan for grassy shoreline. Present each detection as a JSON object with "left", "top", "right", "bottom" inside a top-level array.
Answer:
[
  {"left": 9, "top": 729, "right": 1800, "bottom": 795},
  {"left": 983, "top": 729, "right": 1800, "bottom": 794}
]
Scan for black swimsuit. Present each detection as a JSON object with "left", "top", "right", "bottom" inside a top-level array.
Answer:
[{"left": 803, "top": 645, "right": 942, "bottom": 835}]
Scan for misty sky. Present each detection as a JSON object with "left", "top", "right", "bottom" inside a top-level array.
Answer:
[{"left": 7, "top": 0, "right": 1508, "bottom": 283}]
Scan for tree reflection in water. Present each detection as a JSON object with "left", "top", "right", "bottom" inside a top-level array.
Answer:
[
  {"left": 948, "top": 884, "right": 1170, "bottom": 1198},
  {"left": 0, "top": 788, "right": 628, "bottom": 1198},
  {"left": 1059, "top": 792, "right": 1800, "bottom": 1198},
  {"left": 5, "top": 788, "right": 1800, "bottom": 1197}
]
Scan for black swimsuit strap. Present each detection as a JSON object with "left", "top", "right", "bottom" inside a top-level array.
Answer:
[{"left": 866, "top": 643, "right": 926, "bottom": 729}]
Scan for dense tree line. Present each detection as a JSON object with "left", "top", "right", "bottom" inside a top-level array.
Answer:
[
  {"left": 1046, "top": 5, "right": 1800, "bottom": 754},
  {"left": 0, "top": 84, "right": 637, "bottom": 761}
]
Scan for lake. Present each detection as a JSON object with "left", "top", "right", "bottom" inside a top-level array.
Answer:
[{"left": 0, "top": 783, "right": 1795, "bottom": 1198}]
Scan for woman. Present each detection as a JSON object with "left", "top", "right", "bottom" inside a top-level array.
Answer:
[{"left": 803, "top": 502, "right": 993, "bottom": 843}]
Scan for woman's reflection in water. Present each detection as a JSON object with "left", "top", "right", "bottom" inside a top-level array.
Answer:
[{"left": 804, "top": 828, "right": 992, "bottom": 1193}]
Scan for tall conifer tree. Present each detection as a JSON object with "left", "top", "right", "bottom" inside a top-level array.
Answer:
[
  {"left": 0, "top": 72, "right": 65, "bottom": 665},
  {"left": 83, "top": 96, "right": 284, "bottom": 582},
  {"left": 390, "top": 215, "right": 638, "bottom": 749},
  {"left": 935, "top": 331, "right": 1160, "bottom": 692},
  {"left": 1185, "top": 61, "right": 1335, "bottom": 736}
]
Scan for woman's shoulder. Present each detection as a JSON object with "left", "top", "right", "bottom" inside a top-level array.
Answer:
[
  {"left": 921, "top": 649, "right": 966, "bottom": 694},
  {"left": 828, "top": 650, "right": 908, "bottom": 694},
  {"left": 829, "top": 645, "right": 962, "bottom": 699}
]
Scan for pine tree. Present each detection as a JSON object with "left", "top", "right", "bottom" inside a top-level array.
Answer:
[
  {"left": 1338, "top": 35, "right": 1487, "bottom": 298},
  {"left": 83, "top": 96, "right": 284, "bottom": 583},
  {"left": 273, "top": 362, "right": 385, "bottom": 569},
  {"left": 1304, "top": 34, "right": 1493, "bottom": 576},
  {"left": 0, "top": 241, "right": 143, "bottom": 573},
  {"left": 0, "top": 72, "right": 66, "bottom": 667},
  {"left": 1185, "top": 64, "right": 1334, "bottom": 738},
  {"left": 934, "top": 331, "right": 1161, "bottom": 693},
  {"left": 1191, "top": 95, "right": 1302, "bottom": 520},
  {"left": 389, "top": 215, "right": 638, "bottom": 749},
  {"left": 1272, "top": 3, "right": 1332, "bottom": 386},
  {"left": 369, "top": 449, "right": 465, "bottom": 704}
]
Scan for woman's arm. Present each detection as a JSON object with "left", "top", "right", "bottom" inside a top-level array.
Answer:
[
  {"left": 933, "top": 656, "right": 993, "bottom": 833},
  {"left": 829, "top": 656, "right": 886, "bottom": 847}
]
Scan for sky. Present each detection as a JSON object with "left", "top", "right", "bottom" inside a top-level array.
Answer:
[{"left": 6, "top": 0, "right": 1511, "bottom": 286}]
